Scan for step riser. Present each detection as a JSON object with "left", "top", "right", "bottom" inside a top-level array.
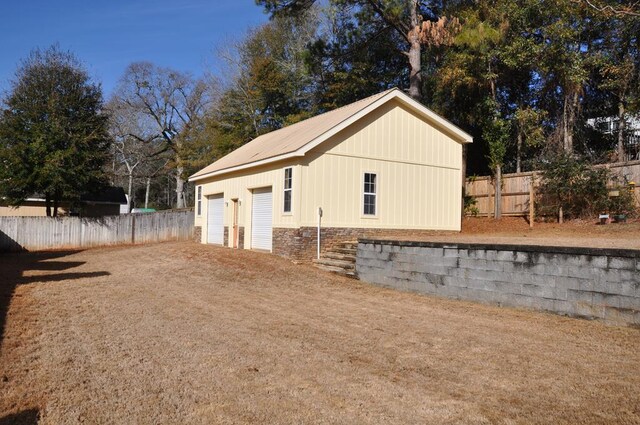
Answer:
[
  {"left": 315, "top": 265, "right": 358, "bottom": 279},
  {"left": 331, "top": 248, "right": 357, "bottom": 255},
  {"left": 322, "top": 253, "right": 356, "bottom": 261},
  {"left": 314, "top": 241, "right": 358, "bottom": 278},
  {"left": 335, "top": 245, "right": 357, "bottom": 250},
  {"left": 314, "top": 261, "right": 355, "bottom": 270}
]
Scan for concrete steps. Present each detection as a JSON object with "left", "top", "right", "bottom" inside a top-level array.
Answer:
[
  {"left": 321, "top": 251, "right": 356, "bottom": 261},
  {"left": 332, "top": 247, "right": 357, "bottom": 255},
  {"left": 313, "top": 241, "right": 358, "bottom": 278}
]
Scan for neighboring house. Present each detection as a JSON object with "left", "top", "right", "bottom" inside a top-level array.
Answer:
[
  {"left": 189, "top": 88, "right": 472, "bottom": 260},
  {"left": 120, "top": 194, "right": 130, "bottom": 214},
  {"left": 0, "top": 187, "right": 128, "bottom": 217},
  {"left": 587, "top": 115, "right": 640, "bottom": 161}
]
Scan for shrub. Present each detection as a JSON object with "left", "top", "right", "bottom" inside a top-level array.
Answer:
[
  {"left": 464, "top": 195, "right": 479, "bottom": 217},
  {"left": 537, "top": 153, "right": 637, "bottom": 220},
  {"left": 608, "top": 182, "right": 637, "bottom": 217}
]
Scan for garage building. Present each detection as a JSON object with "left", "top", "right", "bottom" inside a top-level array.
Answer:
[{"left": 189, "top": 88, "right": 472, "bottom": 260}]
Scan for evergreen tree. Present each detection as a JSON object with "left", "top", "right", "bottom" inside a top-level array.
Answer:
[{"left": 0, "top": 46, "right": 110, "bottom": 216}]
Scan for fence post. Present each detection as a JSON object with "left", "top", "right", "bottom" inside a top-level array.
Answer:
[
  {"left": 131, "top": 213, "right": 136, "bottom": 244},
  {"left": 489, "top": 180, "right": 494, "bottom": 219},
  {"left": 529, "top": 173, "right": 535, "bottom": 229}
]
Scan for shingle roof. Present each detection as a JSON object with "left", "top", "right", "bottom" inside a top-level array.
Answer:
[{"left": 190, "top": 88, "right": 471, "bottom": 181}]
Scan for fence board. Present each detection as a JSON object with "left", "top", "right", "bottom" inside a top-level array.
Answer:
[
  {"left": 0, "top": 210, "right": 194, "bottom": 252},
  {"left": 466, "top": 160, "right": 640, "bottom": 217}
]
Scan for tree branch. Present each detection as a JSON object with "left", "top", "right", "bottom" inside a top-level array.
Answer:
[
  {"left": 571, "top": 0, "right": 640, "bottom": 16},
  {"left": 364, "top": 0, "right": 411, "bottom": 44}
]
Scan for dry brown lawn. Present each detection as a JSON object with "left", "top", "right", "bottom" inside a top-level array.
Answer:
[{"left": 1, "top": 241, "right": 639, "bottom": 424}]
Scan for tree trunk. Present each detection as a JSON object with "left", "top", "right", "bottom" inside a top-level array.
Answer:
[
  {"left": 617, "top": 101, "right": 626, "bottom": 162},
  {"left": 562, "top": 94, "right": 569, "bottom": 152},
  {"left": 127, "top": 173, "right": 134, "bottom": 213},
  {"left": 494, "top": 165, "right": 502, "bottom": 220},
  {"left": 559, "top": 206, "right": 564, "bottom": 224},
  {"left": 52, "top": 195, "right": 59, "bottom": 217},
  {"left": 175, "top": 166, "right": 185, "bottom": 209},
  {"left": 166, "top": 176, "right": 171, "bottom": 207},
  {"left": 563, "top": 89, "right": 579, "bottom": 153},
  {"left": 45, "top": 193, "right": 51, "bottom": 217},
  {"left": 516, "top": 131, "right": 522, "bottom": 173},
  {"left": 407, "top": 0, "right": 422, "bottom": 101},
  {"left": 145, "top": 177, "right": 151, "bottom": 209}
]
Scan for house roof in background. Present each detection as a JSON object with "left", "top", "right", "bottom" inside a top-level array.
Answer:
[
  {"left": 81, "top": 186, "right": 128, "bottom": 204},
  {"left": 25, "top": 187, "right": 128, "bottom": 205},
  {"left": 189, "top": 88, "right": 472, "bottom": 182}
]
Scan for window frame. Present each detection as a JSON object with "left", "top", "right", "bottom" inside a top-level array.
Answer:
[
  {"left": 196, "top": 186, "right": 202, "bottom": 216},
  {"left": 362, "top": 172, "right": 378, "bottom": 218},
  {"left": 283, "top": 167, "right": 293, "bottom": 214}
]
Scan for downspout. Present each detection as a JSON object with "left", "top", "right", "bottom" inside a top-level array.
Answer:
[{"left": 317, "top": 207, "right": 323, "bottom": 260}]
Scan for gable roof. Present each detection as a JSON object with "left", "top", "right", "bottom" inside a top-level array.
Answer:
[{"left": 190, "top": 88, "right": 472, "bottom": 182}]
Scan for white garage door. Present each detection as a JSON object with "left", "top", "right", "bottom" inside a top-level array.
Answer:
[
  {"left": 251, "top": 187, "right": 272, "bottom": 251},
  {"left": 207, "top": 194, "right": 224, "bottom": 245}
]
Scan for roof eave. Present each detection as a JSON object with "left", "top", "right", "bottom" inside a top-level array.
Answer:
[
  {"left": 189, "top": 151, "right": 305, "bottom": 182},
  {"left": 189, "top": 88, "right": 473, "bottom": 183}
]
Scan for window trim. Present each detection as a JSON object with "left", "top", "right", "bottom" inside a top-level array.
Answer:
[
  {"left": 196, "top": 186, "right": 202, "bottom": 216},
  {"left": 283, "top": 167, "right": 293, "bottom": 215},
  {"left": 362, "top": 171, "right": 378, "bottom": 218}
]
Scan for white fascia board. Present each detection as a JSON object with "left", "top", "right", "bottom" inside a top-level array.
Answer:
[
  {"left": 296, "top": 91, "right": 401, "bottom": 156},
  {"left": 391, "top": 91, "right": 473, "bottom": 143},
  {"left": 188, "top": 151, "right": 304, "bottom": 182}
]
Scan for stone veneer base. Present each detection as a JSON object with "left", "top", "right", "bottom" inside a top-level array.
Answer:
[{"left": 272, "top": 227, "right": 458, "bottom": 262}]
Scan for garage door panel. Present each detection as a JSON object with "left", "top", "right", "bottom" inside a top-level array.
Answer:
[
  {"left": 251, "top": 187, "right": 272, "bottom": 251},
  {"left": 207, "top": 195, "right": 224, "bottom": 245}
]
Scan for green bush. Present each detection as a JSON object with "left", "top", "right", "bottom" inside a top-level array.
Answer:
[
  {"left": 537, "top": 153, "right": 637, "bottom": 220},
  {"left": 608, "top": 183, "right": 637, "bottom": 217},
  {"left": 464, "top": 195, "right": 479, "bottom": 217}
]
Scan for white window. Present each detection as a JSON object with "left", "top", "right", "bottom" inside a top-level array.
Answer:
[
  {"left": 196, "top": 186, "right": 202, "bottom": 216},
  {"left": 283, "top": 167, "right": 292, "bottom": 213},
  {"left": 363, "top": 172, "right": 377, "bottom": 216}
]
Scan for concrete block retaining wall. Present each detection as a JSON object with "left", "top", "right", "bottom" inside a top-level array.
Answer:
[{"left": 356, "top": 239, "right": 640, "bottom": 326}]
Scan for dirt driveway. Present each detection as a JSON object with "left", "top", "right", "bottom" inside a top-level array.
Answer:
[{"left": 1, "top": 241, "right": 639, "bottom": 424}]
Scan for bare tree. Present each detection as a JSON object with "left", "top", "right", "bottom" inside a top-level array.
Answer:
[
  {"left": 107, "top": 98, "right": 164, "bottom": 212},
  {"left": 113, "top": 63, "right": 210, "bottom": 208}
]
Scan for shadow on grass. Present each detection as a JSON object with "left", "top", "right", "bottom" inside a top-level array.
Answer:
[
  {"left": 0, "top": 247, "right": 110, "bottom": 349},
  {"left": 0, "top": 408, "right": 39, "bottom": 425}
]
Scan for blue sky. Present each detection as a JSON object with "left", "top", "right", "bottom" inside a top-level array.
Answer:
[{"left": 0, "top": 0, "right": 269, "bottom": 98}]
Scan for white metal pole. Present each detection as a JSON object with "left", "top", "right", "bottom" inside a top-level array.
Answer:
[{"left": 317, "top": 207, "right": 322, "bottom": 260}]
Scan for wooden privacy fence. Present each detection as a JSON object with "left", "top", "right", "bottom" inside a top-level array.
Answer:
[
  {"left": 0, "top": 209, "right": 194, "bottom": 252},
  {"left": 465, "top": 160, "right": 640, "bottom": 217}
]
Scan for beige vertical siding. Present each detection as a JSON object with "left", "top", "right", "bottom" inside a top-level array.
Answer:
[
  {"left": 194, "top": 98, "right": 464, "bottom": 241},
  {"left": 300, "top": 99, "right": 462, "bottom": 230},
  {"left": 196, "top": 161, "right": 300, "bottom": 248}
]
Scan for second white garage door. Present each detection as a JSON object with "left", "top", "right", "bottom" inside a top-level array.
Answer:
[
  {"left": 251, "top": 187, "right": 272, "bottom": 251},
  {"left": 207, "top": 194, "right": 224, "bottom": 245}
]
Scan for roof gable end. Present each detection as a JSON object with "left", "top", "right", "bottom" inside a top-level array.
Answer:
[{"left": 190, "top": 89, "right": 472, "bottom": 182}]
